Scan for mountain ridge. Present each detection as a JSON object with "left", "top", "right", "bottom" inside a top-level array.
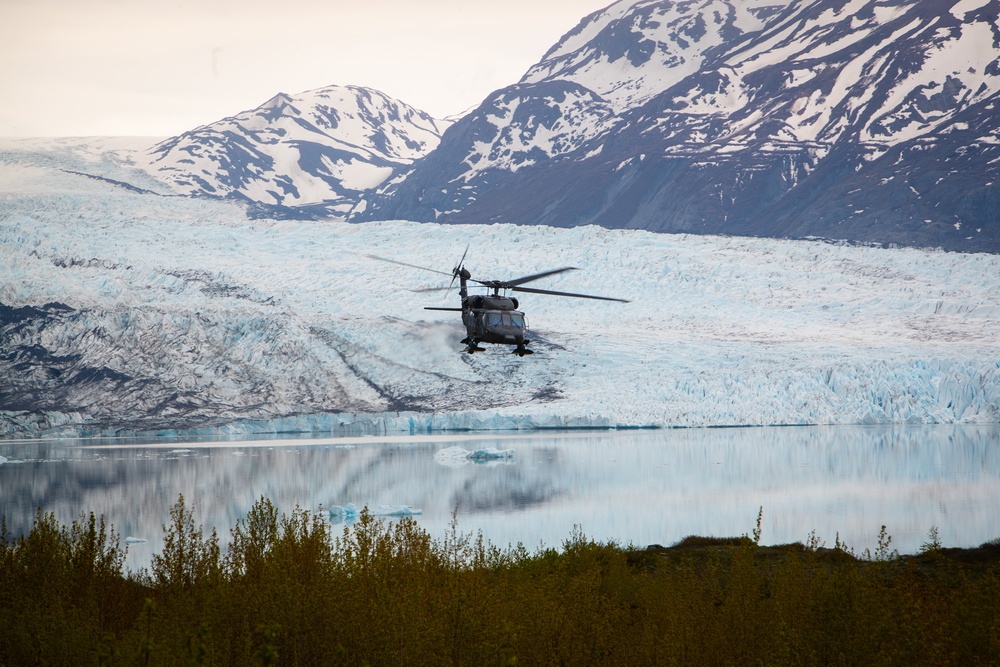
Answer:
[
  {"left": 145, "top": 84, "right": 450, "bottom": 218},
  {"left": 141, "top": 0, "right": 1000, "bottom": 252},
  {"left": 352, "top": 0, "right": 999, "bottom": 252}
]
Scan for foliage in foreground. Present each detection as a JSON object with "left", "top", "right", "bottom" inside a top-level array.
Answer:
[{"left": 1, "top": 497, "right": 999, "bottom": 666}]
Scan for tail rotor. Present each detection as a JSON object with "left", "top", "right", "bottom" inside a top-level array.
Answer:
[{"left": 448, "top": 245, "right": 469, "bottom": 291}]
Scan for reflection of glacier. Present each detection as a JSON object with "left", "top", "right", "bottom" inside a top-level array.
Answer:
[
  {"left": 2, "top": 139, "right": 999, "bottom": 438},
  {"left": 1, "top": 426, "right": 998, "bottom": 570}
]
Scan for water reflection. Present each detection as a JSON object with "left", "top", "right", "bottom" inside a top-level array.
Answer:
[{"left": 1, "top": 425, "right": 997, "bottom": 570}]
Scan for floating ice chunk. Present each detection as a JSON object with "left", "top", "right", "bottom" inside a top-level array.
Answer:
[
  {"left": 373, "top": 505, "right": 422, "bottom": 517},
  {"left": 124, "top": 536, "right": 148, "bottom": 544},
  {"left": 329, "top": 502, "right": 359, "bottom": 519},
  {"left": 0, "top": 456, "right": 6, "bottom": 465},
  {"left": 169, "top": 449, "right": 193, "bottom": 454},
  {"left": 329, "top": 502, "right": 420, "bottom": 520},
  {"left": 434, "top": 446, "right": 515, "bottom": 467}
]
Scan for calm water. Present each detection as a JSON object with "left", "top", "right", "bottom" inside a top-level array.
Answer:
[{"left": 1, "top": 425, "right": 997, "bottom": 570}]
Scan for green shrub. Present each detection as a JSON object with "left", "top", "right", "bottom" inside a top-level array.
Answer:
[{"left": 2, "top": 496, "right": 998, "bottom": 665}]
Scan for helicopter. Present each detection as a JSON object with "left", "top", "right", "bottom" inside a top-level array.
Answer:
[{"left": 368, "top": 247, "right": 629, "bottom": 357}]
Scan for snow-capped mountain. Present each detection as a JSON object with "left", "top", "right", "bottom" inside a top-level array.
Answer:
[
  {"left": 521, "top": 0, "right": 785, "bottom": 112},
  {"left": 355, "top": 0, "right": 1000, "bottom": 253},
  {"left": 146, "top": 85, "right": 449, "bottom": 218},
  {"left": 2, "top": 138, "right": 998, "bottom": 437}
]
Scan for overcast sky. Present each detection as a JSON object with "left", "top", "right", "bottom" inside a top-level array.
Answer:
[{"left": 0, "top": 0, "right": 611, "bottom": 137}]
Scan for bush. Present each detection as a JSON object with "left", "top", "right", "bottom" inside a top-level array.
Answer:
[{"left": 2, "top": 497, "right": 998, "bottom": 665}]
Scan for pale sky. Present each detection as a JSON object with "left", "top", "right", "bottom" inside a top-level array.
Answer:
[{"left": 0, "top": 0, "right": 612, "bottom": 137}]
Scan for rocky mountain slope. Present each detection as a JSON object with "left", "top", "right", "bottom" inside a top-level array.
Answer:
[
  {"left": 145, "top": 85, "right": 450, "bottom": 218},
  {"left": 354, "top": 0, "right": 1000, "bottom": 252}
]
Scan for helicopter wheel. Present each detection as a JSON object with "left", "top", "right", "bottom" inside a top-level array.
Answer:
[{"left": 513, "top": 345, "right": 533, "bottom": 357}]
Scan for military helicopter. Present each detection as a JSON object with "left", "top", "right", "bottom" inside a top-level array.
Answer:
[{"left": 369, "top": 248, "right": 629, "bottom": 357}]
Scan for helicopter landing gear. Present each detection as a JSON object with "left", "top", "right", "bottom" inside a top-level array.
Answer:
[
  {"left": 464, "top": 339, "right": 486, "bottom": 353},
  {"left": 513, "top": 344, "right": 533, "bottom": 357}
]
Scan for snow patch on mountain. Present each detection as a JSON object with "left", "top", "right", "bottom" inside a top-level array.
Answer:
[
  {"left": 457, "top": 83, "right": 617, "bottom": 180},
  {"left": 523, "top": 0, "right": 781, "bottom": 112}
]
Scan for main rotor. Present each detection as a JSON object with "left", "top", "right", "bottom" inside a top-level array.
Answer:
[{"left": 366, "top": 246, "right": 629, "bottom": 303}]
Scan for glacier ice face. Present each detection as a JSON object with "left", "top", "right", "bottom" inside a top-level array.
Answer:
[{"left": 0, "top": 137, "right": 998, "bottom": 438}]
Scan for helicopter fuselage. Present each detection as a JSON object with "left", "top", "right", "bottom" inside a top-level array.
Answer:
[
  {"left": 462, "top": 294, "right": 528, "bottom": 347},
  {"left": 452, "top": 269, "right": 534, "bottom": 355}
]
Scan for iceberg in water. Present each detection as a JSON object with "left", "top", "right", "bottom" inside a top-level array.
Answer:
[
  {"left": 373, "top": 505, "right": 423, "bottom": 517},
  {"left": 329, "top": 502, "right": 421, "bottom": 519},
  {"left": 434, "top": 446, "right": 515, "bottom": 467},
  {"left": 124, "top": 536, "right": 148, "bottom": 544},
  {"left": 329, "top": 502, "right": 359, "bottom": 520}
]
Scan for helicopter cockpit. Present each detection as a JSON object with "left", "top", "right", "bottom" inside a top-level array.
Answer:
[{"left": 485, "top": 312, "right": 526, "bottom": 330}]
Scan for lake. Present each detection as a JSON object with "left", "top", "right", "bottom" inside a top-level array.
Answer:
[{"left": 1, "top": 425, "right": 997, "bottom": 570}]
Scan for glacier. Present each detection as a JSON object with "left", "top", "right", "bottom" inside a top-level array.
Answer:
[{"left": 1, "top": 137, "right": 998, "bottom": 438}]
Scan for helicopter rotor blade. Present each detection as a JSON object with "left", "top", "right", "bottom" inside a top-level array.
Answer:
[
  {"left": 512, "top": 285, "right": 630, "bottom": 302},
  {"left": 366, "top": 254, "right": 454, "bottom": 277},
  {"left": 410, "top": 286, "right": 454, "bottom": 293},
  {"left": 504, "top": 266, "right": 578, "bottom": 287},
  {"left": 448, "top": 244, "right": 470, "bottom": 290}
]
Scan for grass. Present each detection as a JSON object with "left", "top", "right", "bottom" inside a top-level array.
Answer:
[{"left": 1, "top": 496, "right": 998, "bottom": 665}]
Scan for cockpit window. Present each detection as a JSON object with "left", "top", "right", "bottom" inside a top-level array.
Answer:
[
  {"left": 510, "top": 314, "right": 524, "bottom": 328},
  {"left": 486, "top": 313, "right": 503, "bottom": 327}
]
